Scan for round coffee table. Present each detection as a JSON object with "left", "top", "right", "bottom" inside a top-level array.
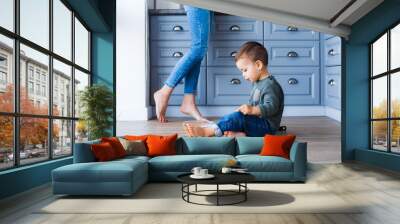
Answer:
[{"left": 177, "top": 172, "right": 255, "bottom": 206}]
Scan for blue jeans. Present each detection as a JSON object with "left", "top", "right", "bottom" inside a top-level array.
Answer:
[
  {"left": 164, "top": 6, "right": 210, "bottom": 94},
  {"left": 216, "top": 112, "right": 275, "bottom": 137}
]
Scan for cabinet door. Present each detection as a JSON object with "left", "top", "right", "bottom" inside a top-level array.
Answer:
[
  {"left": 206, "top": 67, "right": 252, "bottom": 105},
  {"left": 211, "top": 15, "right": 263, "bottom": 40},
  {"left": 264, "top": 22, "right": 319, "bottom": 40},
  {"left": 270, "top": 67, "right": 320, "bottom": 105},
  {"left": 265, "top": 41, "right": 320, "bottom": 66},
  {"left": 151, "top": 41, "right": 206, "bottom": 67},
  {"left": 325, "top": 36, "right": 341, "bottom": 66},
  {"left": 150, "top": 16, "right": 191, "bottom": 40},
  {"left": 207, "top": 40, "right": 264, "bottom": 66},
  {"left": 150, "top": 67, "right": 206, "bottom": 105},
  {"left": 325, "top": 66, "right": 341, "bottom": 109}
]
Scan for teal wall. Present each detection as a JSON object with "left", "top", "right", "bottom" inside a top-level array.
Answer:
[
  {"left": 0, "top": 0, "right": 116, "bottom": 200},
  {"left": 343, "top": 0, "right": 400, "bottom": 170}
]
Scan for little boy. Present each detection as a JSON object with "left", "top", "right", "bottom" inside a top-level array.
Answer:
[{"left": 184, "top": 41, "right": 284, "bottom": 137}]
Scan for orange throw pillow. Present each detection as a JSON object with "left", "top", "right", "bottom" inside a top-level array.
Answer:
[
  {"left": 260, "top": 134, "right": 296, "bottom": 159},
  {"left": 146, "top": 134, "right": 178, "bottom": 157},
  {"left": 124, "top": 135, "right": 149, "bottom": 142},
  {"left": 91, "top": 142, "right": 117, "bottom": 161},
  {"left": 101, "top": 137, "right": 127, "bottom": 158}
]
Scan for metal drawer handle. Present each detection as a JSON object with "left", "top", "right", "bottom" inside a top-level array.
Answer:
[
  {"left": 229, "top": 25, "right": 240, "bottom": 31},
  {"left": 287, "top": 26, "right": 298, "bottom": 31},
  {"left": 230, "top": 78, "right": 241, "bottom": 85},
  {"left": 172, "top": 51, "right": 183, "bottom": 58},
  {"left": 328, "top": 49, "right": 336, "bottom": 56},
  {"left": 287, "top": 51, "right": 298, "bottom": 57},
  {"left": 230, "top": 51, "right": 237, "bottom": 57},
  {"left": 328, "top": 79, "right": 336, "bottom": 86},
  {"left": 172, "top": 25, "right": 183, "bottom": 31},
  {"left": 288, "top": 78, "right": 298, "bottom": 85}
]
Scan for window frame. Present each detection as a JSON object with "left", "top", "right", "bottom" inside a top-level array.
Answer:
[
  {"left": 370, "top": 20, "right": 400, "bottom": 154},
  {"left": 0, "top": 0, "right": 92, "bottom": 171}
]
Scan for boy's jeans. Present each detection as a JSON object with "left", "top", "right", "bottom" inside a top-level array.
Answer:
[
  {"left": 215, "top": 112, "right": 275, "bottom": 137},
  {"left": 164, "top": 6, "right": 210, "bottom": 94}
]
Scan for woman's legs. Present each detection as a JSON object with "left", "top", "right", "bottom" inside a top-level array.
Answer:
[{"left": 154, "top": 6, "right": 210, "bottom": 122}]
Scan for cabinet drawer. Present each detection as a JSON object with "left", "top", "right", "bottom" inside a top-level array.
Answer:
[
  {"left": 211, "top": 15, "right": 263, "bottom": 40},
  {"left": 151, "top": 41, "right": 206, "bottom": 66},
  {"left": 270, "top": 67, "right": 320, "bottom": 105},
  {"left": 264, "top": 22, "right": 319, "bottom": 40},
  {"left": 325, "top": 66, "right": 341, "bottom": 109},
  {"left": 150, "top": 67, "right": 206, "bottom": 106},
  {"left": 207, "top": 40, "right": 263, "bottom": 66},
  {"left": 325, "top": 36, "right": 341, "bottom": 66},
  {"left": 265, "top": 41, "right": 320, "bottom": 66},
  {"left": 206, "top": 67, "right": 252, "bottom": 105},
  {"left": 150, "top": 16, "right": 191, "bottom": 40}
]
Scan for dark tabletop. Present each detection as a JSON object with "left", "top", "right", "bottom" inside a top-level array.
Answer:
[{"left": 177, "top": 172, "right": 255, "bottom": 185}]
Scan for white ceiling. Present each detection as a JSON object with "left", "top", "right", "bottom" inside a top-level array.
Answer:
[{"left": 166, "top": 0, "right": 384, "bottom": 38}]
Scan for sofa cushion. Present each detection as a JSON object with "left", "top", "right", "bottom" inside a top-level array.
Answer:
[
  {"left": 178, "top": 137, "right": 235, "bottom": 155},
  {"left": 101, "top": 137, "right": 127, "bottom": 158},
  {"left": 118, "top": 138, "right": 147, "bottom": 156},
  {"left": 236, "top": 137, "right": 263, "bottom": 155},
  {"left": 147, "top": 134, "right": 178, "bottom": 157},
  {"left": 236, "top": 155, "right": 293, "bottom": 172},
  {"left": 91, "top": 142, "right": 118, "bottom": 161},
  {"left": 74, "top": 139, "right": 101, "bottom": 163},
  {"left": 260, "top": 135, "right": 296, "bottom": 159},
  {"left": 149, "top": 154, "right": 235, "bottom": 172},
  {"left": 52, "top": 158, "right": 147, "bottom": 183}
]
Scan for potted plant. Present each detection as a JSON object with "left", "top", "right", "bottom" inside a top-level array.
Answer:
[{"left": 79, "top": 84, "right": 113, "bottom": 140}]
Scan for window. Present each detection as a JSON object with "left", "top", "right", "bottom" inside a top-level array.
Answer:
[
  {"left": 370, "top": 23, "right": 400, "bottom": 153},
  {"left": 0, "top": 34, "right": 13, "bottom": 113},
  {"left": 0, "top": 0, "right": 14, "bottom": 32},
  {"left": 0, "top": 0, "right": 91, "bottom": 170},
  {"left": 75, "top": 18, "right": 89, "bottom": 70}
]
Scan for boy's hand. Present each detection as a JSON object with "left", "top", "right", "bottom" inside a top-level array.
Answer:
[{"left": 236, "top": 104, "right": 253, "bottom": 115}]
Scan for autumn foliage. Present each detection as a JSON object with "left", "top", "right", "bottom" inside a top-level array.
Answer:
[{"left": 0, "top": 84, "right": 59, "bottom": 151}]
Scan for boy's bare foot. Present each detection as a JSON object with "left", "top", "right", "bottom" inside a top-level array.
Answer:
[
  {"left": 180, "top": 95, "right": 208, "bottom": 122},
  {"left": 182, "top": 122, "right": 192, "bottom": 137},
  {"left": 154, "top": 87, "right": 172, "bottom": 123},
  {"left": 223, "top": 131, "right": 247, "bottom": 137},
  {"left": 185, "top": 123, "right": 215, "bottom": 137}
]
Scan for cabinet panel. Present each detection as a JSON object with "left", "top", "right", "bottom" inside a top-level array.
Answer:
[
  {"left": 207, "top": 40, "right": 263, "bottom": 66},
  {"left": 265, "top": 41, "right": 320, "bottom": 66},
  {"left": 325, "top": 36, "right": 341, "bottom": 66},
  {"left": 151, "top": 41, "right": 206, "bottom": 66},
  {"left": 150, "top": 67, "right": 206, "bottom": 105},
  {"left": 270, "top": 67, "right": 320, "bottom": 105},
  {"left": 207, "top": 67, "right": 252, "bottom": 105},
  {"left": 211, "top": 15, "right": 263, "bottom": 40},
  {"left": 150, "top": 16, "right": 191, "bottom": 40},
  {"left": 264, "top": 22, "right": 319, "bottom": 40},
  {"left": 325, "top": 66, "right": 341, "bottom": 109}
]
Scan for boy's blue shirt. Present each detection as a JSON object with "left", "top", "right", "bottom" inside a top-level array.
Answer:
[{"left": 249, "top": 75, "right": 284, "bottom": 131}]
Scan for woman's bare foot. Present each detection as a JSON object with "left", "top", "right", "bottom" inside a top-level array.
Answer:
[
  {"left": 154, "top": 86, "right": 173, "bottom": 123},
  {"left": 185, "top": 123, "right": 215, "bottom": 137},
  {"left": 223, "top": 131, "right": 247, "bottom": 137},
  {"left": 180, "top": 94, "right": 208, "bottom": 122}
]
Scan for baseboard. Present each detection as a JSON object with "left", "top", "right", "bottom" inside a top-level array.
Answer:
[
  {"left": 325, "top": 106, "right": 341, "bottom": 122},
  {"left": 149, "top": 106, "right": 331, "bottom": 118}
]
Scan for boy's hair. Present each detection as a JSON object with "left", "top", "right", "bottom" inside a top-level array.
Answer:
[{"left": 234, "top": 41, "right": 268, "bottom": 66}]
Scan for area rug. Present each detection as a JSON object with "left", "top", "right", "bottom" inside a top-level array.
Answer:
[{"left": 37, "top": 183, "right": 362, "bottom": 214}]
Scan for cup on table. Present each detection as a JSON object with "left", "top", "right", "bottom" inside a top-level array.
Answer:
[
  {"left": 191, "top": 167, "right": 202, "bottom": 176},
  {"left": 221, "top": 167, "right": 232, "bottom": 174},
  {"left": 199, "top": 168, "right": 208, "bottom": 176}
]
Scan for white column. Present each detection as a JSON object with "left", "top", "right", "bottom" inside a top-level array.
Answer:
[{"left": 116, "top": 0, "right": 150, "bottom": 123}]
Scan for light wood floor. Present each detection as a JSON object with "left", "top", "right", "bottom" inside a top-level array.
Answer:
[
  {"left": 117, "top": 116, "right": 342, "bottom": 163},
  {"left": 1, "top": 163, "right": 400, "bottom": 224}
]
